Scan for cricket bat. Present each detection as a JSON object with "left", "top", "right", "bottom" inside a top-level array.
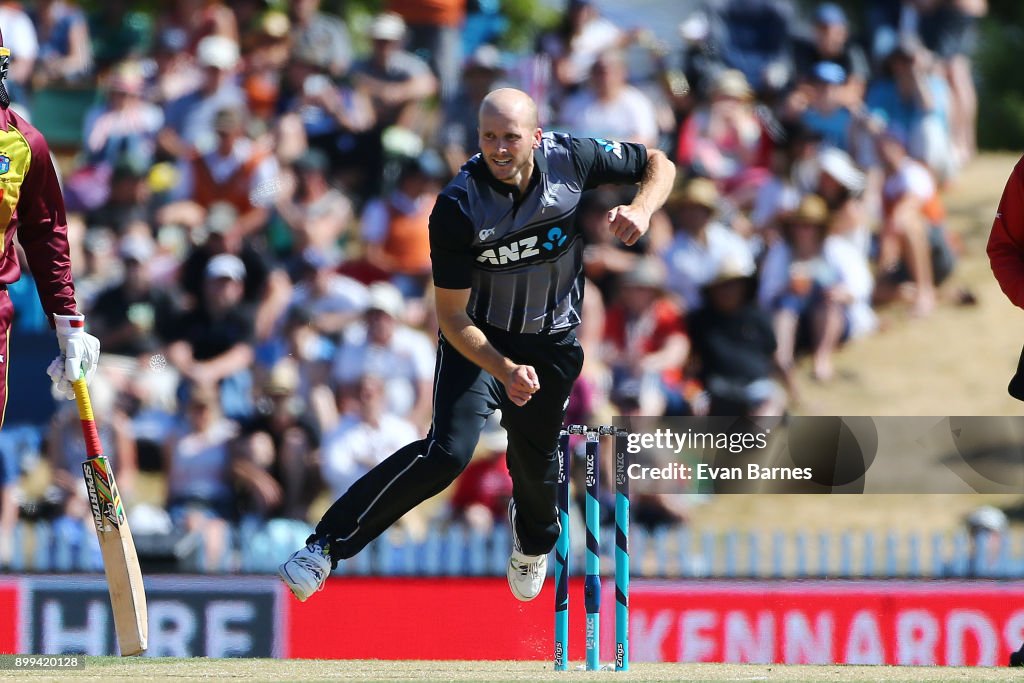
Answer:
[{"left": 74, "top": 377, "right": 148, "bottom": 656}]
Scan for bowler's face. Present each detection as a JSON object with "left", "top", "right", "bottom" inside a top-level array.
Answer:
[{"left": 478, "top": 109, "right": 540, "bottom": 185}]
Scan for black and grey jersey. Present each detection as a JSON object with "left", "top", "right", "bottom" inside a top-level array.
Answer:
[{"left": 429, "top": 132, "right": 648, "bottom": 334}]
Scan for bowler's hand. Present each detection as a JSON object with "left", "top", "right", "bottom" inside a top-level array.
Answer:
[
  {"left": 607, "top": 204, "right": 651, "bottom": 247},
  {"left": 504, "top": 364, "right": 540, "bottom": 407}
]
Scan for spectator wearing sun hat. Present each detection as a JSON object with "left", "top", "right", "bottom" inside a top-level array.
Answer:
[
  {"left": 759, "top": 194, "right": 853, "bottom": 383},
  {"left": 661, "top": 176, "right": 755, "bottom": 311},
  {"left": 688, "top": 253, "right": 784, "bottom": 416},
  {"left": 675, "top": 69, "right": 773, "bottom": 203}
]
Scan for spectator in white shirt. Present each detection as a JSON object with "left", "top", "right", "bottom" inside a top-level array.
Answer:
[
  {"left": 560, "top": 50, "right": 659, "bottom": 149},
  {"left": 320, "top": 373, "right": 419, "bottom": 500},
  {"left": 661, "top": 177, "right": 755, "bottom": 312},
  {"left": 331, "top": 282, "right": 435, "bottom": 428}
]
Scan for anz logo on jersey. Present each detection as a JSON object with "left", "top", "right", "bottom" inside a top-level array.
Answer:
[{"left": 475, "top": 225, "right": 573, "bottom": 268}]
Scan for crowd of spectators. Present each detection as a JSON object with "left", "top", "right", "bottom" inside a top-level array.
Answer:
[{"left": 0, "top": 0, "right": 987, "bottom": 565}]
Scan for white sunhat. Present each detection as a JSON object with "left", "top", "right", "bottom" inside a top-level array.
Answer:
[
  {"left": 197, "top": 35, "right": 240, "bottom": 71},
  {"left": 205, "top": 253, "right": 247, "bottom": 281},
  {"left": 818, "top": 146, "right": 865, "bottom": 194}
]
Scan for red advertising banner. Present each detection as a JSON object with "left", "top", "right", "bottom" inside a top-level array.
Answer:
[
  {"left": 627, "top": 581, "right": 1024, "bottom": 666},
  {"left": 283, "top": 579, "right": 1024, "bottom": 665},
  {"left": 0, "top": 580, "right": 18, "bottom": 654}
]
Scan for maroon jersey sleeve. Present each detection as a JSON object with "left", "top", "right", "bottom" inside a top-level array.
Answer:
[
  {"left": 988, "top": 155, "right": 1024, "bottom": 310},
  {"left": 14, "top": 113, "right": 76, "bottom": 320}
]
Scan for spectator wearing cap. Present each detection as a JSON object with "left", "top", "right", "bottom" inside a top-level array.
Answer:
[
  {"left": 675, "top": 69, "right": 773, "bottom": 205},
  {"left": 386, "top": 0, "right": 465, "bottom": 106},
  {"left": 817, "top": 146, "right": 870, "bottom": 254},
  {"left": 0, "top": 1, "right": 38, "bottom": 107},
  {"left": 560, "top": 49, "right": 660, "bottom": 150},
  {"left": 89, "top": 232, "right": 178, "bottom": 360},
  {"left": 351, "top": 13, "right": 438, "bottom": 131},
  {"left": 661, "top": 177, "right": 755, "bottom": 311},
  {"left": 82, "top": 60, "right": 164, "bottom": 169},
  {"left": 289, "top": 0, "right": 353, "bottom": 79},
  {"left": 288, "top": 247, "right": 369, "bottom": 337},
  {"left": 816, "top": 148, "right": 878, "bottom": 341},
  {"left": 688, "top": 254, "right": 784, "bottom": 416},
  {"left": 273, "top": 149, "right": 355, "bottom": 259},
  {"left": 331, "top": 282, "right": 435, "bottom": 429},
  {"left": 233, "top": 357, "right": 322, "bottom": 521},
  {"left": 159, "top": 34, "right": 246, "bottom": 159},
  {"left": 167, "top": 106, "right": 279, "bottom": 236},
  {"left": 962, "top": 505, "right": 1008, "bottom": 578},
  {"left": 866, "top": 35, "right": 955, "bottom": 179},
  {"left": 31, "top": 0, "right": 92, "bottom": 88},
  {"left": 166, "top": 253, "right": 257, "bottom": 420},
  {"left": 758, "top": 194, "right": 848, "bottom": 383},
  {"left": 602, "top": 257, "right": 690, "bottom": 416},
  {"left": 440, "top": 44, "right": 510, "bottom": 174},
  {"left": 276, "top": 44, "right": 376, "bottom": 182},
  {"left": 793, "top": 3, "right": 870, "bottom": 107},
  {"left": 178, "top": 202, "right": 270, "bottom": 309},
  {"left": 320, "top": 373, "right": 420, "bottom": 502},
  {"left": 360, "top": 154, "right": 446, "bottom": 298},
  {"left": 795, "top": 61, "right": 860, "bottom": 154}
]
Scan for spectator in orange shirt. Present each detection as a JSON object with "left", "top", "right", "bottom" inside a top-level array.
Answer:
[
  {"left": 361, "top": 154, "right": 447, "bottom": 298},
  {"left": 875, "top": 130, "right": 955, "bottom": 317}
]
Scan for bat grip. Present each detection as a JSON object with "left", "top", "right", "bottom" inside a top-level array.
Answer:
[{"left": 73, "top": 378, "right": 103, "bottom": 459}]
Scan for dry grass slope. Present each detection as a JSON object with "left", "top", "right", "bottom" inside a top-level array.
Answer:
[{"left": 689, "top": 153, "right": 1024, "bottom": 538}]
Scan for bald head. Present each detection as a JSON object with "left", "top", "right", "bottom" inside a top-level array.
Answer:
[
  {"left": 477, "top": 88, "right": 542, "bottom": 189},
  {"left": 479, "top": 88, "right": 539, "bottom": 130}
]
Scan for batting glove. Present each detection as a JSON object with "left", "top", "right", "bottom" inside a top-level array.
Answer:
[{"left": 47, "top": 313, "right": 101, "bottom": 400}]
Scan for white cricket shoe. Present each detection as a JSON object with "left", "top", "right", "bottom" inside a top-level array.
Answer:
[
  {"left": 278, "top": 539, "right": 332, "bottom": 601},
  {"left": 507, "top": 550, "right": 547, "bottom": 602}
]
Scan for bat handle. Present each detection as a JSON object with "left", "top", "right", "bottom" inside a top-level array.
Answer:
[{"left": 72, "top": 377, "right": 103, "bottom": 459}]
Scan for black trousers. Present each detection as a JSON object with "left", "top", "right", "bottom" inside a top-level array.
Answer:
[{"left": 315, "top": 324, "right": 584, "bottom": 559}]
